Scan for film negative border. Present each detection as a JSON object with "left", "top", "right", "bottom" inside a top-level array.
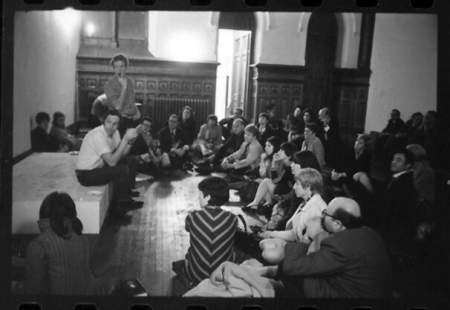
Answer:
[{"left": 2, "top": 0, "right": 449, "bottom": 310}]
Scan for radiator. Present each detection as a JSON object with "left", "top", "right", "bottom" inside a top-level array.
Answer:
[{"left": 143, "top": 97, "right": 212, "bottom": 131}]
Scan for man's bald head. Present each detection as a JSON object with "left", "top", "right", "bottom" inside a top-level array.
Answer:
[
  {"left": 328, "top": 197, "right": 361, "bottom": 218},
  {"left": 322, "top": 197, "right": 362, "bottom": 233}
]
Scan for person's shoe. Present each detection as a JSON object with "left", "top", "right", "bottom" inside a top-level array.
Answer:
[
  {"left": 242, "top": 206, "right": 257, "bottom": 214},
  {"left": 119, "top": 200, "right": 144, "bottom": 211},
  {"left": 129, "top": 190, "right": 141, "bottom": 197}
]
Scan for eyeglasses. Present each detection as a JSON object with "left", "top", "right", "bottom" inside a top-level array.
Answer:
[{"left": 322, "top": 210, "right": 339, "bottom": 221}]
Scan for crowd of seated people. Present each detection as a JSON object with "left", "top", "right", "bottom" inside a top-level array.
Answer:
[{"left": 24, "top": 102, "right": 445, "bottom": 298}]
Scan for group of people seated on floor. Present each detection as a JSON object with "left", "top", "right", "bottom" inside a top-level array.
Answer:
[
  {"left": 31, "top": 111, "right": 82, "bottom": 152},
  {"left": 23, "top": 96, "right": 441, "bottom": 297}
]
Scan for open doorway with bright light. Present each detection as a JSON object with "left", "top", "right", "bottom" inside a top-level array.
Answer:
[{"left": 215, "top": 29, "right": 252, "bottom": 121}]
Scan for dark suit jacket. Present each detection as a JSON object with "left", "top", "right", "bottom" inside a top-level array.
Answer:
[
  {"left": 158, "top": 126, "right": 186, "bottom": 153},
  {"left": 214, "top": 132, "right": 245, "bottom": 164},
  {"left": 383, "top": 171, "right": 418, "bottom": 249},
  {"left": 257, "top": 126, "right": 275, "bottom": 146},
  {"left": 279, "top": 226, "right": 392, "bottom": 298},
  {"left": 321, "top": 121, "right": 341, "bottom": 168},
  {"left": 382, "top": 119, "right": 405, "bottom": 135},
  {"left": 31, "top": 127, "right": 59, "bottom": 152}
]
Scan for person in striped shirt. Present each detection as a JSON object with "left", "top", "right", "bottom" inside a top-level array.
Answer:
[{"left": 182, "top": 177, "right": 238, "bottom": 285}]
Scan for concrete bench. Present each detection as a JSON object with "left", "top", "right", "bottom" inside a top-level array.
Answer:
[{"left": 12, "top": 153, "right": 111, "bottom": 234}]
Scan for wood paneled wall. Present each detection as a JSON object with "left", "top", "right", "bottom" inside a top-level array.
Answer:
[
  {"left": 76, "top": 57, "right": 218, "bottom": 129},
  {"left": 249, "top": 63, "right": 371, "bottom": 145}
]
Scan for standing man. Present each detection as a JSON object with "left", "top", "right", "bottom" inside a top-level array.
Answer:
[
  {"left": 75, "top": 109, "right": 143, "bottom": 215},
  {"left": 105, "top": 54, "right": 140, "bottom": 137},
  {"left": 318, "top": 107, "right": 341, "bottom": 168}
]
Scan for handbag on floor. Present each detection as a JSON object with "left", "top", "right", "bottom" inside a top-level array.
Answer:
[{"left": 234, "top": 214, "right": 263, "bottom": 261}]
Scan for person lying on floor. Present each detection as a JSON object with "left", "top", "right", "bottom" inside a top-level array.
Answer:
[
  {"left": 257, "top": 168, "right": 327, "bottom": 256},
  {"left": 172, "top": 177, "right": 238, "bottom": 289},
  {"left": 185, "top": 197, "right": 392, "bottom": 298},
  {"left": 221, "top": 124, "right": 263, "bottom": 176}
]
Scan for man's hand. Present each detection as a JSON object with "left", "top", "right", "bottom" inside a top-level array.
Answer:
[
  {"left": 258, "top": 231, "right": 273, "bottom": 239},
  {"left": 118, "top": 77, "right": 127, "bottom": 89},
  {"left": 124, "top": 128, "right": 138, "bottom": 143}
]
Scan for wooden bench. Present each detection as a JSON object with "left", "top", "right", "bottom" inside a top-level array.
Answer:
[{"left": 12, "top": 152, "right": 111, "bottom": 234}]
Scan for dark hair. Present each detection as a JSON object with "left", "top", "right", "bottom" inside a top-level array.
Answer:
[
  {"left": 293, "top": 151, "right": 321, "bottom": 172},
  {"left": 198, "top": 177, "right": 229, "bottom": 206},
  {"left": 207, "top": 114, "right": 218, "bottom": 123},
  {"left": 265, "top": 103, "right": 276, "bottom": 111},
  {"left": 39, "top": 192, "right": 83, "bottom": 238},
  {"left": 393, "top": 148, "right": 415, "bottom": 166},
  {"left": 35, "top": 112, "right": 50, "bottom": 125},
  {"left": 258, "top": 112, "right": 269, "bottom": 120},
  {"left": 280, "top": 142, "right": 296, "bottom": 159},
  {"left": 333, "top": 208, "right": 363, "bottom": 229},
  {"left": 305, "top": 122, "right": 319, "bottom": 135},
  {"left": 142, "top": 117, "right": 152, "bottom": 124},
  {"left": 110, "top": 54, "right": 129, "bottom": 67},
  {"left": 104, "top": 109, "right": 122, "bottom": 122},
  {"left": 266, "top": 136, "right": 281, "bottom": 154},
  {"left": 303, "top": 108, "right": 312, "bottom": 116},
  {"left": 52, "top": 111, "right": 65, "bottom": 126}
]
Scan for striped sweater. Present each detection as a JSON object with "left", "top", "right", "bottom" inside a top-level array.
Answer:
[{"left": 185, "top": 206, "right": 238, "bottom": 283}]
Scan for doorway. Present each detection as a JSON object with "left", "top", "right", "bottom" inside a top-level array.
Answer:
[{"left": 215, "top": 29, "right": 252, "bottom": 121}]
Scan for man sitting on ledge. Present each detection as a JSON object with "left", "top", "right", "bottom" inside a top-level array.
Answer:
[{"left": 75, "top": 109, "right": 143, "bottom": 215}]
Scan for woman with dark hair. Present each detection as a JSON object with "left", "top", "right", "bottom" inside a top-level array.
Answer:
[
  {"left": 244, "top": 142, "right": 295, "bottom": 211},
  {"left": 179, "top": 106, "right": 197, "bottom": 146},
  {"left": 258, "top": 136, "right": 281, "bottom": 179},
  {"left": 301, "top": 123, "right": 326, "bottom": 168},
  {"left": 24, "top": 192, "right": 96, "bottom": 295}
]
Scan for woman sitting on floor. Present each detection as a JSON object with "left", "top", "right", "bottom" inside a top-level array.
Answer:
[
  {"left": 24, "top": 192, "right": 110, "bottom": 295},
  {"left": 301, "top": 122, "right": 326, "bottom": 169},
  {"left": 331, "top": 133, "right": 374, "bottom": 195},
  {"left": 258, "top": 168, "right": 327, "bottom": 264},
  {"left": 244, "top": 142, "right": 296, "bottom": 212},
  {"left": 258, "top": 151, "right": 322, "bottom": 232},
  {"left": 258, "top": 136, "right": 281, "bottom": 179}
]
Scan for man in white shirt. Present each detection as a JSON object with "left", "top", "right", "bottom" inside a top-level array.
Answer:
[{"left": 75, "top": 109, "right": 143, "bottom": 214}]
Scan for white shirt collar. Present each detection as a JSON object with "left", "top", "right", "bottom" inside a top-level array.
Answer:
[{"left": 393, "top": 170, "right": 410, "bottom": 179}]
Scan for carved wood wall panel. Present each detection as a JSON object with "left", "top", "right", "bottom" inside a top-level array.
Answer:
[
  {"left": 77, "top": 57, "right": 218, "bottom": 130},
  {"left": 250, "top": 63, "right": 370, "bottom": 146}
]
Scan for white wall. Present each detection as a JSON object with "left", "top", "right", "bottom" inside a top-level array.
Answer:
[
  {"left": 13, "top": 10, "right": 82, "bottom": 156},
  {"left": 256, "top": 12, "right": 361, "bottom": 68},
  {"left": 148, "top": 11, "right": 217, "bottom": 62},
  {"left": 365, "top": 14, "right": 437, "bottom": 132}
]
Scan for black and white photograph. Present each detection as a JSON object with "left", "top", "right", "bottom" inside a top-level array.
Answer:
[{"left": 7, "top": 8, "right": 450, "bottom": 300}]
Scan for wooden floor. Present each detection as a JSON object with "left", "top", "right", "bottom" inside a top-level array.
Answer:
[{"left": 90, "top": 171, "right": 263, "bottom": 296}]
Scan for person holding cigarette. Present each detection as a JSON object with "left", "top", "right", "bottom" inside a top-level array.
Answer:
[{"left": 105, "top": 53, "right": 140, "bottom": 137}]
